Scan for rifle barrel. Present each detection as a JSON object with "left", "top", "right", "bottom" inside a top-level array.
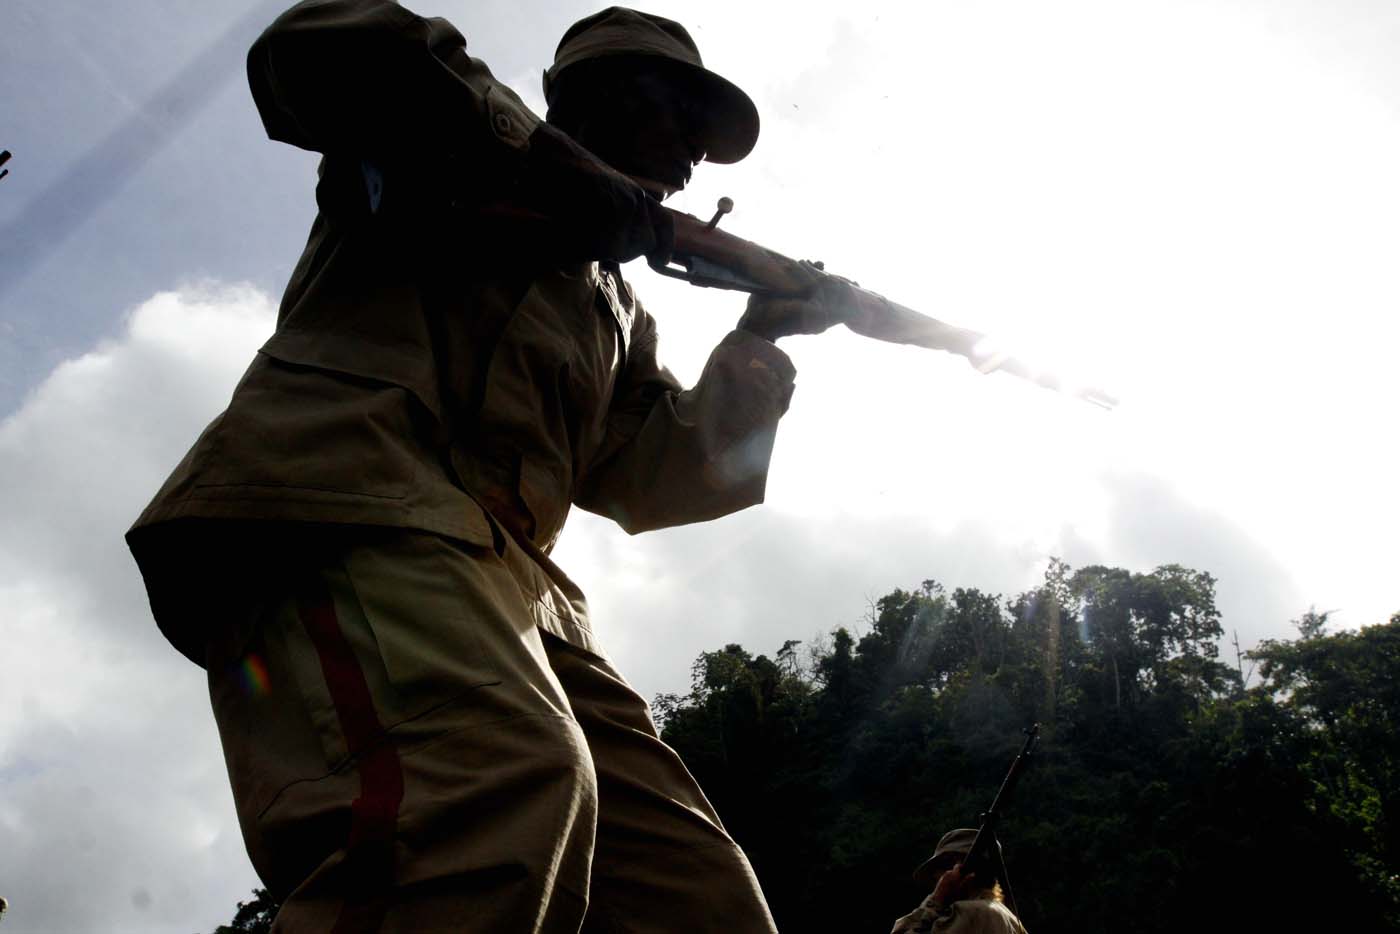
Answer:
[
  {"left": 666, "top": 208, "right": 1119, "bottom": 409},
  {"left": 963, "top": 724, "right": 1040, "bottom": 879},
  {"left": 844, "top": 289, "right": 1119, "bottom": 409}
]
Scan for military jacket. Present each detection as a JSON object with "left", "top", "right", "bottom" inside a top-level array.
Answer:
[
  {"left": 891, "top": 897, "right": 1029, "bottom": 934},
  {"left": 127, "top": 0, "right": 796, "bottom": 663}
]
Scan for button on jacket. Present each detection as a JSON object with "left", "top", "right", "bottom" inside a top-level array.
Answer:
[{"left": 127, "top": 0, "right": 798, "bottom": 664}]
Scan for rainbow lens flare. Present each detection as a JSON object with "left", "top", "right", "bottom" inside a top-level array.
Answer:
[{"left": 238, "top": 653, "right": 272, "bottom": 698}]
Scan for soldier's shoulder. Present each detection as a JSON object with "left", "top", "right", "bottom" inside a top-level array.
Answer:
[{"left": 949, "top": 898, "right": 1027, "bottom": 934}]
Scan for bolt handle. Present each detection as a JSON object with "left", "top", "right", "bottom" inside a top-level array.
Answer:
[{"left": 705, "top": 196, "right": 735, "bottom": 230}]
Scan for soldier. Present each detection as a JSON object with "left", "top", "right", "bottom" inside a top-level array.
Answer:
[
  {"left": 891, "top": 829, "right": 1030, "bottom": 934},
  {"left": 127, "top": 1, "right": 847, "bottom": 931}
]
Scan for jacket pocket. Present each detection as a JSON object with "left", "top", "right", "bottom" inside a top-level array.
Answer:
[
  {"left": 194, "top": 354, "right": 416, "bottom": 502},
  {"left": 340, "top": 534, "right": 506, "bottom": 736}
]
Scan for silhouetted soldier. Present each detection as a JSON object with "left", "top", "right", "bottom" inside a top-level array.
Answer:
[{"left": 128, "top": 1, "right": 851, "bottom": 930}]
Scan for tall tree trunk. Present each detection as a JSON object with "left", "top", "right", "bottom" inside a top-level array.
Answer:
[{"left": 1043, "top": 603, "right": 1060, "bottom": 722}]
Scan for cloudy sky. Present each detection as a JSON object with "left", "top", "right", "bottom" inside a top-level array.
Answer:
[{"left": 2, "top": 0, "right": 1398, "bottom": 930}]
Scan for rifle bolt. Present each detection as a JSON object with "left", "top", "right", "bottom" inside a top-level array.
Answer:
[{"left": 705, "top": 197, "right": 735, "bottom": 229}]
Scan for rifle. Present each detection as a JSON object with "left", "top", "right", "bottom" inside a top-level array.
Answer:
[
  {"left": 654, "top": 202, "right": 1118, "bottom": 409},
  {"left": 912, "top": 723, "right": 1040, "bottom": 914}
]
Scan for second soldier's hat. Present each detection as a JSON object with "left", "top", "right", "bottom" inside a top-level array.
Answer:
[
  {"left": 543, "top": 7, "right": 760, "bottom": 164},
  {"left": 912, "top": 828, "right": 985, "bottom": 888}
]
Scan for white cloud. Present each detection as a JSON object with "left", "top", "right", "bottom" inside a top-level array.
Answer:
[{"left": 0, "top": 285, "right": 273, "bottom": 934}]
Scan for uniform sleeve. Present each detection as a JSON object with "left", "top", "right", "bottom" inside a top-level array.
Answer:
[
  {"left": 247, "top": 0, "right": 537, "bottom": 162},
  {"left": 573, "top": 312, "right": 797, "bottom": 535},
  {"left": 249, "top": 0, "right": 669, "bottom": 261}
]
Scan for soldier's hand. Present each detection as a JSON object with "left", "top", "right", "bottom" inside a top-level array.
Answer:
[
  {"left": 638, "top": 194, "right": 675, "bottom": 266},
  {"left": 932, "top": 862, "right": 978, "bottom": 904},
  {"left": 737, "top": 295, "right": 832, "bottom": 343},
  {"left": 737, "top": 269, "right": 863, "bottom": 343},
  {"left": 514, "top": 123, "right": 675, "bottom": 265}
]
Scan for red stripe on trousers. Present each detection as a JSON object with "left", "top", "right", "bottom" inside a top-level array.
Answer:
[{"left": 297, "top": 577, "right": 405, "bottom": 934}]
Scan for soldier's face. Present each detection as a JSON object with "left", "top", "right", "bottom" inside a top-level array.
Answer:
[{"left": 572, "top": 66, "right": 706, "bottom": 197}]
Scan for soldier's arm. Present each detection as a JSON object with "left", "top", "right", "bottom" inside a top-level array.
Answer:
[
  {"left": 248, "top": 0, "right": 531, "bottom": 163},
  {"left": 249, "top": 0, "right": 670, "bottom": 262},
  {"left": 573, "top": 306, "right": 796, "bottom": 534}
]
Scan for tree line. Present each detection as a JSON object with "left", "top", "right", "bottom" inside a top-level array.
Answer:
[
  {"left": 210, "top": 559, "right": 1400, "bottom": 932},
  {"left": 655, "top": 560, "right": 1399, "bottom": 931}
]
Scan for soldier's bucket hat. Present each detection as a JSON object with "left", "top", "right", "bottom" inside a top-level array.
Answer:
[
  {"left": 543, "top": 6, "right": 760, "bottom": 164},
  {"left": 913, "top": 827, "right": 987, "bottom": 888}
]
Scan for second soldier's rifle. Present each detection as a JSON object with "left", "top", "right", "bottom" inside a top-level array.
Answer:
[
  {"left": 653, "top": 201, "right": 1118, "bottom": 409},
  {"left": 912, "top": 723, "right": 1040, "bottom": 916}
]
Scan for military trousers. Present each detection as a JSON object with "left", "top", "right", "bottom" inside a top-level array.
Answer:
[{"left": 204, "top": 526, "right": 777, "bottom": 933}]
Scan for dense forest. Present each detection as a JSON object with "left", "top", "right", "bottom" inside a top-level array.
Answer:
[{"left": 210, "top": 560, "right": 1400, "bottom": 932}]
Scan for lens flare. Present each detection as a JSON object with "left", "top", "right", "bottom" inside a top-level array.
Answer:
[{"left": 238, "top": 652, "right": 272, "bottom": 698}]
